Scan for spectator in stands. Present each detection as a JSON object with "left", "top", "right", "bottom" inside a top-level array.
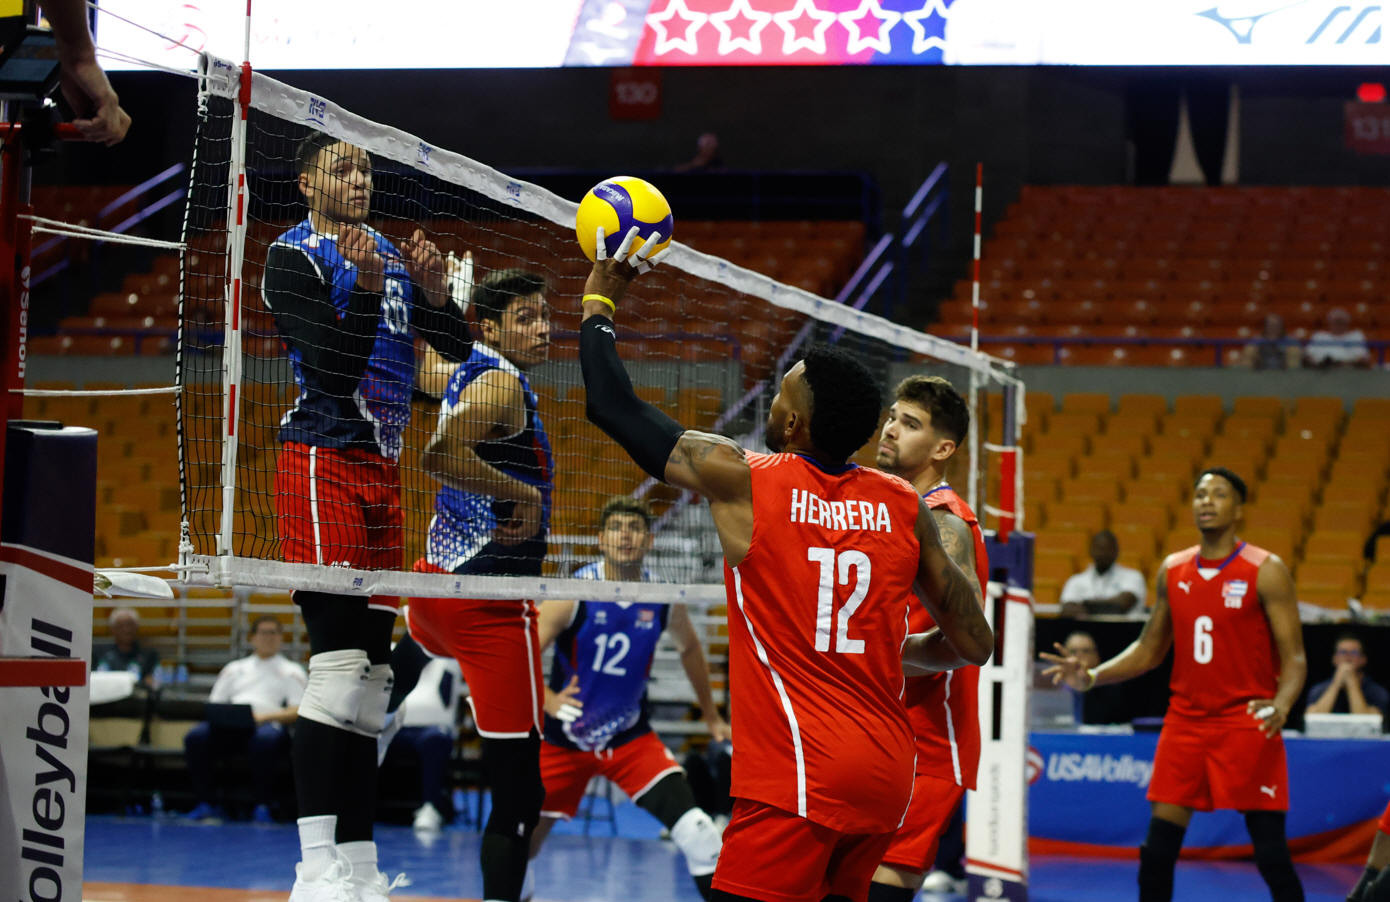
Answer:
[
  {"left": 184, "top": 616, "right": 307, "bottom": 822},
  {"left": 674, "top": 132, "right": 724, "bottom": 172},
  {"left": 1060, "top": 530, "right": 1147, "bottom": 618},
  {"left": 93, "top": 607, "right": 160, "bottom": 688},
  {"left": 1241, "top": 313, "right": 1301, "bottom": 370},
  {"left": 1304, "top": 307, "right": 1371, "bottom": 369},
  {"left": 1305, "top": 635, "right": 1387, "bottom": 728},
  {"left": 378, "top": 638, "right": 463, "bottom": 833},
  {"left": 1060, "top": 631, "right": 1130, "bottom": 725}
]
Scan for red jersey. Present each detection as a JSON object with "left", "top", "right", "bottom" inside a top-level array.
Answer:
[
  {"left": 903, "top": 485, "right": 988, "bottom": 789},
  {"left": 725, "top": 452, "right": 922, "bottom": 834},
  {"left": 1164, "top": 542, "right": 1279, "bottom": 724}
]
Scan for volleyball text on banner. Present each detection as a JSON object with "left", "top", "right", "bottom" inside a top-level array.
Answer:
[{"left": 0, "top": 424, "right": 96, "bottom": 902}]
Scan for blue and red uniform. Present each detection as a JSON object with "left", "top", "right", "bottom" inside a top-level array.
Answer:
[
  {"left": 264, "top": 219, "right": 470, "bottom": 609},
  {"left": 407, "top": 342, "right": 553, "bottom": 737},
  {"left": 538, "top": 562, "right": 684, "bottom": 819}
]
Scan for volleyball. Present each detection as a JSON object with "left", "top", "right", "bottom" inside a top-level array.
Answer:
[{"left": 575, "top": 176, "right": 674, "bottom": 263}]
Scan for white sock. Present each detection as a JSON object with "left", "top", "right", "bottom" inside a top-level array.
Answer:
[
  {"left": 297, "top": 815, "right": 337, "bottom": 880},
  {"left": 521, "top": 864, "right": 535, "bottom": 901},
  {"left": 338, "top": 840, "right": 378, "bottom": 879}
]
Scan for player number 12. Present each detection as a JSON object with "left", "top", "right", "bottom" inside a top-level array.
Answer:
[{"left": 808, "top": 547, "right": 870, "bottom": 655}]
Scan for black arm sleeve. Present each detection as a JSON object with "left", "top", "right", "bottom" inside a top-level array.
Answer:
[
  {"left": 580, "top": 315, "right": 685, "bottom": 480},
  {"left": 263, "top": 244, "right": 382, "bottom": 398},
  {"left": 410, "top": 283, "right": 473, "bottom": 362}
]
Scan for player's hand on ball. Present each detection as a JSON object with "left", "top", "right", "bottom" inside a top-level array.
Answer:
[
  {"left": 582, "top": 225, "right": 671, "bottom": 317},
  {"left": 1039, "top": 642, "right": 1093, "bottom": 692},
  {"left": 546, "top": 675, "right": 583, "bottom": 723},
  {"left": 1246, "top": 699, "right": 1285, "bottom": 737},
  {"left": 338, "top": 224, "right": 385, "bottom": 293},
  {"left": 403, "top": 228, "right": 448, "bottom": 308}
]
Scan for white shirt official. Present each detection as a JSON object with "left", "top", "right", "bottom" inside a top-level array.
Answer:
[
  {"left": 1060, "top": 563, "right": 1147, "bottom": 616},
  {"left": 208, "top": 654, "right": 308, "bottom": 716}
]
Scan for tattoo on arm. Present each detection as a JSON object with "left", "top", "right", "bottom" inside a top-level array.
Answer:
[{"left": 931, "top": 510, "right": 982, "bottom": 601}]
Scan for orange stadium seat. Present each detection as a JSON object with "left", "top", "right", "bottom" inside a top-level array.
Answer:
[
  {"left": 1296, "top": 562, "right": 1357, "bottom": 600},
  {"left": 1122, "top": 503, "right": 1174, "bottom": 534},
  {"left": 1243, "top": 527, "right": 1299, "bottom": 563},
  {"left": 1037, "top": 528, "right": 1092, "bottom": 561},
  {"left": 1061, "top": 392, "right": 1112, "bottom": 415},
  {"left": 1081, "top": 453, "right": 1136, "bottom": 482},
  {"left": 1173, "top": 395, "right": 1224, "bottom": 421},
  {"left": 1161, "top": 414, "right": 1219, "bottom": 444},
  {"left": 1301, "top": 531, "right": 1365, "bottom": 566},
  {"left": 1105, "top": 413, "right": 1159, "bottom": 440},
  {"left": 1312, "top": 500, "right": 1380, "bottom": 536},
  {"left": 1048, "top": 505, "right": 1108, "bottom": 535},
  {"left": 1060, "top": 478, "right": 1122, "bottom": 506}
]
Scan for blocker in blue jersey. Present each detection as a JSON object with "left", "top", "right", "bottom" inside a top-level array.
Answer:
[{"left": 263, "top": 133, "right": 471, "bottom": 902}]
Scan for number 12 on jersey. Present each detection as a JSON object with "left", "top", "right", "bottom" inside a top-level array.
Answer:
[{"left": 808, "top": 547, "right": 870, "bottom": 655}]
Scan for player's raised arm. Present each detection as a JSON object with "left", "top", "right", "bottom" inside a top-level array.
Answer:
[
  {"left": 906, "top": 497, "right": 992, "bottom": 669},
  {"left": 1247, "top": 554, "right": 1307, "bottom": 737},
  {"left": 578, "top": 228, "right": 752, "bottom": 509},
  {"left": 404, "top": 229, "right": 474, "bottom": 361},
  {"left": 1043, "top": 561, "right": 1176, "bottom": 691},
  {"left": 421, "top": 367, "right": 542, "bottom": 543}
]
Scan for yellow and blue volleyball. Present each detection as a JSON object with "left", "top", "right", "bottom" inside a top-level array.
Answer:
[{"left": 575, "top": 176, "right": 674, "bottom": 263}]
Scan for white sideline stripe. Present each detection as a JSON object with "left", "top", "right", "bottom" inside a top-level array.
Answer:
[
  {"left": 308, "top": 447, "right": 323, "bottom": 566},
  {"left": 194, "top": 554, "right": 727, "bottom": 603},
  {"left": 943, "top": 670, "right": 962, "bottom": 786},
  {"left": 732, "top": 566, "right": 806, "bottom": 818},
  {"left": 198, "top": 52, "right": 1015, "bottom": 384}
]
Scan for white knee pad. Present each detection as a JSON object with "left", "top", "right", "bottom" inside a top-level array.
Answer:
[
  {"left": 355, "top": 664, "right": 394, "bottom": 735},
  {"left": 299, "top": 650, "right": 372, "bottom": 735},
  {"left": 671, "top": 808, "right": 721, "bottom": 876}
]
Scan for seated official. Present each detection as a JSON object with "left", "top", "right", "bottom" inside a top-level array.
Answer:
[
  {"left": 184, "top": 616, "right": 306, "bottom": 821},
  {"left": 93, "top": 607, "right": 161, "bottom": 688},
  {"left": 1060, "top": 631, "right": 1131, "bottom": 726},
  {"left": 1060, "top": 531, "right": 1147, "bottom": 619},
  {"left": 1306, "top": 634, "right": 1387, "bottom": 731}
]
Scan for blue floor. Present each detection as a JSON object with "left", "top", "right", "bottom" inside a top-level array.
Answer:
[{"left": 85, "top": 809, "right": 1364, "bottom": 901}]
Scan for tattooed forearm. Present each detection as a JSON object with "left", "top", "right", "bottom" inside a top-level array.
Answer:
[{"left": 932, "top": 510, "right": 982, "bottom": 600}]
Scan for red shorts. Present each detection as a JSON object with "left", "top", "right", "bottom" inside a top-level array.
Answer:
[
  {"left": 407, "top": 561, "right": 542, "bottom": 738},
  {"left": 712, "top": 799, "right": 895, "bottom": 902},
  {"left": 539, "top": 731, "right": 683, "bottom": 820},
  {"left": 880, "top": 774, "right": 966, "bottom": 874},
  {"left": 276, "top": 442, "right": 402, "bottom": 612},
  {"left": 1148, "top": 717, "right": 1288, "bottom": 812},
  {"left": 1379, "top": 798, "right": 1390, "bottom": 835}
]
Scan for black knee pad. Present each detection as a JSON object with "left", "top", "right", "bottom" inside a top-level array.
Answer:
[
  {"left": 1138, "top": 817, "right": 1186, "bottom": 902},
  {"left": 1245, "top": 811, "right": 1304, "bottom": 902},
  {"left": 482, "top": 734, "right": 544, "bottom": 836},
  {"left": 636, "top": 772, "right": 700, "bottom": 829}
]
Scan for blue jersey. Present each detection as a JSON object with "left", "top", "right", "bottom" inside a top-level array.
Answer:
[
  {"left": 425, "top": 343, "right": 553, "bottom": 575},
  {"left": 268, "top": 220, "right": 417, "bottom": 461},
  {"left": 544, "top": 562, "right": 669, "bottom": 752}
]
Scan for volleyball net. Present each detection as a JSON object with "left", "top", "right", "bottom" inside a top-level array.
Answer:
[{"left": 175, "top": 53, "right": 1026, "bottom": 605}]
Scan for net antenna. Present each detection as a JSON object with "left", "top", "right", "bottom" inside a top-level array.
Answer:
[{"left": 179, "top": 53, "right": 1023, "bottom": 608}]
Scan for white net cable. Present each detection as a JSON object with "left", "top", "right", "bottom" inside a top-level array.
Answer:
[{"left": 177, "top": 53, "right": 1021, "bottom": 606}]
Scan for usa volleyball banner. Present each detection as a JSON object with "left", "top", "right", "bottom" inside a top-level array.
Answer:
[
  {"left": 0, "top": 425, "right": 96, "bottom": 902},
  {"left": 1028, "top": 731, "right": 1388, "bottom": 863},
  {"left": 96, "top": 0, "right": 1383, "bottom": 69}
]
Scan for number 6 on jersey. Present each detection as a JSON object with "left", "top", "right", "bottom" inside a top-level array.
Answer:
[{"left": 808, "top": 547, "right": 870, "bottom": 654}]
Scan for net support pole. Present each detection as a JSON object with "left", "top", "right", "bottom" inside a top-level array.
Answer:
[
  {"left": 967, "top": 162, "right": 983, "bottom": 514},
  {"left": 216, "top": 61, "right": 253, "bottom": 559},
  {"left": 997, "top": 380, "right": 1019, "bottom": 540}
]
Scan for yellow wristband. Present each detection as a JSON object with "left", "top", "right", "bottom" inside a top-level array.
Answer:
[
  {"left": 1084, "top": 667, "right": 1098, "bottom": 691},
  {"left": 582, "top": 293, "right": 616, "bottom": 315}
]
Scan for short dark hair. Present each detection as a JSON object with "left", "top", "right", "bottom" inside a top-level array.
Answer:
[
  {"left": 599, "top": 495, "right": 653, "bottom": 531},
  {"left": 801, "top": 345, "right": 883, "bottom": 464},
  {"left": 250, "top": 614, "right": 282, "bottom": 634},
  {"left": 1333, "top": 632, "right": 1365, "bottom": 652},
  {"left": 472, "top": 268, "right": 547, "bottom": 324},
  {"left": 893, "top": 375, "right": 969, "bottom": 444},
  {"left": 1091, "top": 529, "right": 1117, "bottom": 545},
  {"left": 296, "top": 131, "right": 343, "bottom": 176},
  {"left": 1195, "top": 466, "right": 1248, "bottom": 502}
]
